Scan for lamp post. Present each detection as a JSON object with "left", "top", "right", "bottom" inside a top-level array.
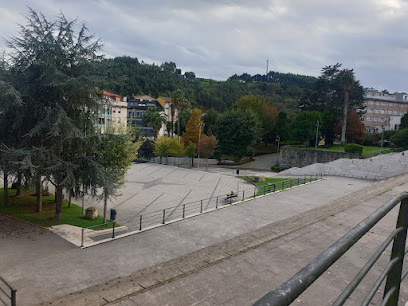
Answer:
[
  {"left": 196, "top": 123, "right": 205, "bottom": 169},
  {"left": 315, "top": 120, "right": 319, "bottom": 149},
  {"left": 380, "top": 125, "right": 384, "bottom": 154},
  {"left": 275, "top": 135, "right": 280, "bottom": 153}
]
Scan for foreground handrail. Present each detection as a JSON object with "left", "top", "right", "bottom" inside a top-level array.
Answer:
[
  {"left": 0, "top": 276, "right": 16, "bottom": 306},
  {"left": 254, "top": 192, "right": 408, "bottom": 306}
]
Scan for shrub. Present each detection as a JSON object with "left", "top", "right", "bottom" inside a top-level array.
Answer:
[
  {"left": 390, "top": 128, "right": 408, "bottom": 147},
  {"left": 344, "top": 143, "right": 363, "bottom": 155},
  {"left": 363, "top": 134, "right": 380, "bottom": 146}
]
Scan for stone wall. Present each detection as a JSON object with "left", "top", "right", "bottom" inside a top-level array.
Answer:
[{"left": 279, "top": 147, "right": 359, "bottom": 168}]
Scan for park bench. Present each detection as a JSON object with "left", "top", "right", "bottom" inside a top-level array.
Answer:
[{"left": 224, "top": 191, "right": 238, "bottom": 203}]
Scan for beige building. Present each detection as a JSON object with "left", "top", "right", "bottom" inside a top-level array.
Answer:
[
  {"left": 97, "top": 90, "right": 128, "bottom": 134},
  {"left": 362, "top": 90, "right": 408, "bottom": 133}
]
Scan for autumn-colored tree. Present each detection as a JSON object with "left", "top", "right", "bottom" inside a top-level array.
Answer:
[
  {"left": 197, "top": 135, "right": 218, "bottom": 170},
  {"left": 181, "top": 108, "right": 204, "bottom": 146},
  {"left": 335, "top": 108, "right": 364, "bottom": 144}
]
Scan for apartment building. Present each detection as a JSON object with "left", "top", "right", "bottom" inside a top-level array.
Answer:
[
  {"left": 362, "top": 90, "right": 408, "bottom": 133},
  {"left": 127, "top": 95, "right": 167, "bottom": 138},
  {"left": 96, "top": 90, "right": 128, "bottom": 134}
]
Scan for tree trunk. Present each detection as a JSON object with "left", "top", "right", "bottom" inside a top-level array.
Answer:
[
  {"left": 54, "top": 184, "right": 63, "bottom": 220},
  {"left": 341, "top": 90, "right": 350, "bottom": 145},
  {"left": 35, "top": 175, "right": 42, "bottom": 213},
  {"left": 103, "top": 192, "right": 108, "bottom": 223},
  {"left": 16, "top": 172, "right": 22, "bottom": 196},
  {"left": 170, "top": 106, "right": 175, "bottom": 137},
  {"left": 68, "top": 191, "right": 72, "bottom": 208},
  {"left": 177, "top": 117, "right": 181, "bottom": 137},
  {"left": 3, "top": 172, "right": 9, "bottom": 208}
]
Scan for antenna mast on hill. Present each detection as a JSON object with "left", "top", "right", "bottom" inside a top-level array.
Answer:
[{"left": 266, "top": 59, "right": 269, "bottom": 80}]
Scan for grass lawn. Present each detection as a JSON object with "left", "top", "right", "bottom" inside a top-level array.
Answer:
[
  {"left": 304, "top": 145, "right": 396, "bottom": 158},
  {"left": 0, "top": 188, "right": 109, "bottom": 228}
]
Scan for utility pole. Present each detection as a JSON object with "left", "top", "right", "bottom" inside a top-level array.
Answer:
[
  {"left": 196, "top": 123, "right": 205, "bottom": 169},
  {"left": 315, "top": 120, "right": 320, "bottom": 149}
]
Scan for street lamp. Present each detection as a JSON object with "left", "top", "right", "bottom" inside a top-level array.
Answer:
[
  {"left": 380, "top": 125, "right": 384, "bottom": 154},
  {"left": 275, "top": 135, "right": 280, "bottom": 153},
  {"left": 196, "top": 123, "right": 205, "bottom": 169}
]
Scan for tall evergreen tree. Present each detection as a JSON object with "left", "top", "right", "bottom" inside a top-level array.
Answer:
[{"left": 5, "top": 9, "right": 132, "bottom": 220}]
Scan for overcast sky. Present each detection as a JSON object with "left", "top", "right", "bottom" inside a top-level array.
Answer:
[{"left": 1, "top": 0, "right": 408, "bottom": 92}]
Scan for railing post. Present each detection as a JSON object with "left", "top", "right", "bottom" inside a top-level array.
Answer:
[
  {"left": 264, "top": 185, "right": 266, "bottom": 195},
  {"left": 282, "top": 181, "right": 285, "bottom": 190},
  {"left": 383, "top": 198, "right": 408, "bottom": 305},
  {"left": 81, "top": 228, "right": 84, "bottom": 248},
  {"left": 200, "top": 200, "right": 203, "bottom": 213},
  {"left": 183, "top": 204, "right": 186, "bottom": 218},
  {"left": 216, "top": 196, "right": 218, "bottom": 208},
  {"left": 162, "top": 209, "right": 166, "bottom": 224},
  {"left": 112, "top": 222, "right": 115, "bottom": 238},
  {"left": 273, "top": 184, "right": 276, "bottom": 192},
  {"left": 254, "top": 188, "right": 256, "bottom": 198},
  {"left": 242, "top": 190, "right": 245, "bottom": 201},
  {"left": 11, "top": 288, "right": 16, "bottom": 306},
  {"left": 139, "top": 215, "right": 142, "bottom": 230},
  {"left": 298, "top": 177, "right": 300, "bottom": 185}
]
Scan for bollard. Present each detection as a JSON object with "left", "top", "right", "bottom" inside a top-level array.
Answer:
[
  {"left": 243, "top": 190, "right": 245, "bottom": 201},
  {"left": 216, "top": 196, "right": 218, "bottom": 209},
  {"left": 254, "top": 188, "right": 256, "bottom": 198},
  {"left": 139, "top": 215, "right": 143, "bottom": 231},
  {"left": 11, "top": 289, "right": 16, "bottom": 306},
  {"left": 81, "top": 228, "right": 84, "bottom": 248},
  {"left": 112, "top": 221, "right": 115, "bottom": 238},
  {"left": 162, "top": 209, "right": 166, "bottom": 224},
  {"left": 200, "top": 200, "right": 203, "bottom": 213},
  {"left": 183, "top": 204, "right": 186, "bottom": 218}
]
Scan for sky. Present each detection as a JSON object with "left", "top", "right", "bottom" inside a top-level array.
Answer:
[{"left": 1, "top": 0, "right": 408, "bottom": 92}]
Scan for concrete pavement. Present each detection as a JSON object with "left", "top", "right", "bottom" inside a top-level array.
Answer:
[{"left": 0, "top": 172, "right": 387, "bottom": 305}]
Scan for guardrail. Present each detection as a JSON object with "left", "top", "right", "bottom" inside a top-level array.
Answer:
[
  {"left": 254, "top": 192, "right": 408, "bottom": 306},
  {"left": 80, "top": 175, "right": 322, "bottom": 247},
  {"left": 0, "top": 276, "right": 16, "bottom": 306}
]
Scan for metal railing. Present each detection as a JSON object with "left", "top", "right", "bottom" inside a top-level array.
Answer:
[
  {"left": 254, "top": 192, "right": 408, "bottom": 306},
  {"left": 0, "top": 277, "right": 16, "bottom": 306},
  {"left": 80, "top": 175, "right": 322, "bottom": 247}
]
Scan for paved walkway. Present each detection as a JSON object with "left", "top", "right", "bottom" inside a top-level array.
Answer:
[
  {"left": 111, "top": 180, "right": 408, "bottom": 305},
  {"left": 3, "top": 170, "right": 403, "bottom": 305}
]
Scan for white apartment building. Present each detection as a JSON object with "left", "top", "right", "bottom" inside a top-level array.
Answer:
[
  {"left": 97, "top": 90, "right": 128, "bottom": 134},
  {"left": 362, "top": 90, "right": 408, "bottom": 133}
]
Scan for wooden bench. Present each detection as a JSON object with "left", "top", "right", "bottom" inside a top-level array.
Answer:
[{"left": 224, "top": 192, "right": 238, "bottom": 203}]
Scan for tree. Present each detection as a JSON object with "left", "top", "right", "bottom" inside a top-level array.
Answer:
[
  {"left": 335, "top": 108, "right": 364, "bottom": 144},
  {"left": 400, "top": 113, "right": 408, "bottom": 130},
  {"left": 95, "top": 133, "right": 139, "bottom": 222},
  {"left": 185, "top": 143, "right": 196, "bottom": 168},
  {"left": 138, "top": 139, "right": 155, "bottom": 160},
  {"left": 154, "top": 136, "right": 184, "bottom": 163},
  {"left": 275, "top": 111, "right": 290, "bottom": 142},
  {"left": 291, "top": 111, "right": 322, "bottom": 147},
  {"left": 5, "top": 9, "right": 131, "bottom": 220},
  {"left": 142, "top": 107, "right": 166, "bottom": 139},
  {"left": 300, "top": 63, "right": 364, "bottom": 144},
  {"left": 197, "top": 135, "right": 218, "bottom": 170},
  {"left": 182, "top": 108, "right": 203, "bottom": 146},
  {"left": 215, "top": 109, "right": 261, "bottom": 162},
  {"left": 0, "top": 81, "right": 22, "bottom": 207},
  {"left": 234, "top": 95, "right": 279, "bottom": 144},
  {"left": 390, "top": 128, "right": 408, "bottom": 147},
  {"left": 339, "top": 69, "right": 355, "bottom": 145},
  {"left": 202, "top": 108, "right": 219, "bottom": 136},
  {"left": 171, "top": 89, "right": 190, "bottom": 136}
]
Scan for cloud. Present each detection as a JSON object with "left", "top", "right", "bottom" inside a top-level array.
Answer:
[{"left": 1, "top": 0, "right": 408, "bottom": 92}]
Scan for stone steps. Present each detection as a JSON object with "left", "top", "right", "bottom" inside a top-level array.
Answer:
[{"left": 280, "top": 151, "right": 408, "bottom": 180}]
